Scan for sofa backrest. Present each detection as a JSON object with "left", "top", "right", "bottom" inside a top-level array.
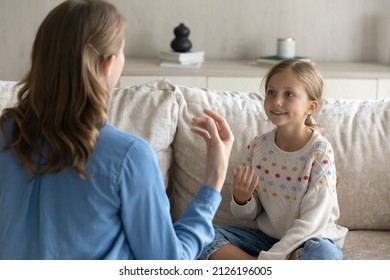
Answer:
[
  {"left": 316, "top": 99, "right": 390, "bottom": 230},
  {"left": 0, "top": 81, "right": 19, "bottom": 115}
]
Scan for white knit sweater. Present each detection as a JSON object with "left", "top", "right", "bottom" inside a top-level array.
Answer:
[{"left": 231, "top": 129, "right": 348, "bottom": 260}]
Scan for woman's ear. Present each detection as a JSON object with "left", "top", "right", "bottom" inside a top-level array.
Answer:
[{"left": 99, "top": 54, "right": 116, "bottom": 77}]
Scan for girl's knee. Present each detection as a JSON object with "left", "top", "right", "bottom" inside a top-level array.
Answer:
[{"left": 297, "top": 237, "right": 343, "bottom": 260}]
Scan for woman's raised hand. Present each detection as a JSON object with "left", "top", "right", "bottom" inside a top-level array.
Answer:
[{"left": 191, "top": 109, "right": 234, "bottom": 192}]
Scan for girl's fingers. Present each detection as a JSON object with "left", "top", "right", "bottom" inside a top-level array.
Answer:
[
  {"left": 250, "top": 175, "right": 259, "bottom": 192},
  {"left": 232, "top": 166, "right": 258, "bottom": 205},
  {"left": 240, "top": 166, "right": 249, "bottom": 183},
  {"left": 235, "top": 166, "right": 258, "bottom": 190},
  {"left": 232, "top": 167, "right": 241, "bottom": 187}
]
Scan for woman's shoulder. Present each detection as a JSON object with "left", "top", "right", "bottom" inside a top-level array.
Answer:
[
  {"left": 89, "top": 124, "right": 156, "bottom": 173},
  {"left": 0, "top": 117, "right": 14, "bottom": 147},
  {"left": 96, "top": 124, "right": 154, "bottom": 158},
  {"left": 100, "top": 124, "right": 149, "bottom": 146}
]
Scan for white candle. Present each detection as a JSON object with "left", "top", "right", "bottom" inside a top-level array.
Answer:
[{"left": 277, "top": 38, "right": 296, "bottom": 58}]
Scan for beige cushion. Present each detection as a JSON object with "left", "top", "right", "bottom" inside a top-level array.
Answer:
[
  {"left": 169, "top": 85, "right": 274, "bottom": 226},
  {"left": 107, "top": 79, "right": 178, "bottom": 187},
  {"left": 0, "top": 81, "right": 19, "bottom": 115},
  {"left": 315, "top": 99, "right": 390, "bottom": 230}
]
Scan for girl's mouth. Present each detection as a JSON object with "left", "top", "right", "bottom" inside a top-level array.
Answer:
[{"left": 270, "top": 110, "right": 287, "bottom": 115}]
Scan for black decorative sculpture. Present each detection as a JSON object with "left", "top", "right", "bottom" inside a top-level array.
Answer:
[{"left": 170, "top": 23, "right": 192, "bottom": 52}]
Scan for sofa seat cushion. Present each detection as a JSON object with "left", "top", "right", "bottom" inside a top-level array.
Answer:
[
  {"left": 107, "top": 79, "right": 178, "bottom": 186},
  {"left": 343, "top": 230, "right": 390, "bottom": 259}
]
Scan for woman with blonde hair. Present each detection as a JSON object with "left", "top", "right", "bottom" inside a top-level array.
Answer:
[{"left": 0, "top": 0, "right": 234, "bottom": 260}]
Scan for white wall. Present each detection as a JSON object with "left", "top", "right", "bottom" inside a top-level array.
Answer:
[{"left": 1, "top": 0, "right": 389, "bottom": 81}]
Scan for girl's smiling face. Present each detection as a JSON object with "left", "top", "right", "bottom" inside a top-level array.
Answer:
[{"left": 264, "top": 70, "right": 317, "bottom": 130}]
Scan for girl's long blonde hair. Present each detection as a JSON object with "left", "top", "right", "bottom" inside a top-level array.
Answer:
[
  {"left": 262, "top": 59, "right": 324, "bottom": 132},
  {"left": 0, "top": 0, "right": 125, "bottom": 178}
]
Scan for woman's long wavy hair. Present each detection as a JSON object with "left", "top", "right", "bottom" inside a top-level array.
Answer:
[
  {"left": 262, "top": 59, "right": 324, "bottom": 132},
  {"left": 0, "top": 0, "right": 125, "bottom": 178}
]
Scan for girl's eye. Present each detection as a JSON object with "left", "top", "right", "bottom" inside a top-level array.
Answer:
[
  {"left": 267, "top": 90, "right": 275, "bottom": 96},
  {"left": 285, "top": 91, "right": 294, "bottom": 97}
]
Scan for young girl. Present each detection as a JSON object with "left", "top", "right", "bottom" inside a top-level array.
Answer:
[
  {"left": 0, "top": 0, "right": 234, "bottom": 259},
  {"left": 199, "top": 60, "right": 348, "bottom": 260}
]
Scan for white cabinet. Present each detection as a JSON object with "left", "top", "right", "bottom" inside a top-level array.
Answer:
[
  {"left": 378, "top": 79, "right": 390, "bottom": 99},
  {"left": 207, "top": 77, "right": 263, "bottom": 93},
  {"left": 323, "top": 79, "right": 378, "bottom": 100},
  {"left": 120, "top": 76, "right": 207, "bottom": 88},
  {"left": 121, "top": 59, "right": 390, "bottom": 100},
  {"left": 204, "top": 77, "right": 384, "bottom": 100}
]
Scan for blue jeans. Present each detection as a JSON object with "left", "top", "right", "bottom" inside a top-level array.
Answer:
[{"left": 198, "top": 225, "right": 343, "bottom": 260}]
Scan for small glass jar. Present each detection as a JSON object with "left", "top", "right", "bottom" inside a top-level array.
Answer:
[{"left": 277, "top": 37, "right": 296, "bottom": 58}]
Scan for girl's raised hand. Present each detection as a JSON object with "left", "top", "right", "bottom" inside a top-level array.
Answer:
[{"left": 232, "top": 166, "right": 259, "bottom": 205}]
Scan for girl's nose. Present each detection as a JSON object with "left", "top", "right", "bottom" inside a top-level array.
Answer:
[{"left": 273, "top": 96, "right": 282, "bottom": 107}]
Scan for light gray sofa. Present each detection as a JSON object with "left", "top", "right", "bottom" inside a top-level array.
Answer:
[{"left": 1, "top": 79, "right": 389, "bottom": 260}]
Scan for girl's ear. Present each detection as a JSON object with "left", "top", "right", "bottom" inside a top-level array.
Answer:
[
  {"left": 307, "top": 100, "right": 319, "bottom": 115},
  {"left": 99, "top": 54, "right": 116, "bottom": 77}
]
